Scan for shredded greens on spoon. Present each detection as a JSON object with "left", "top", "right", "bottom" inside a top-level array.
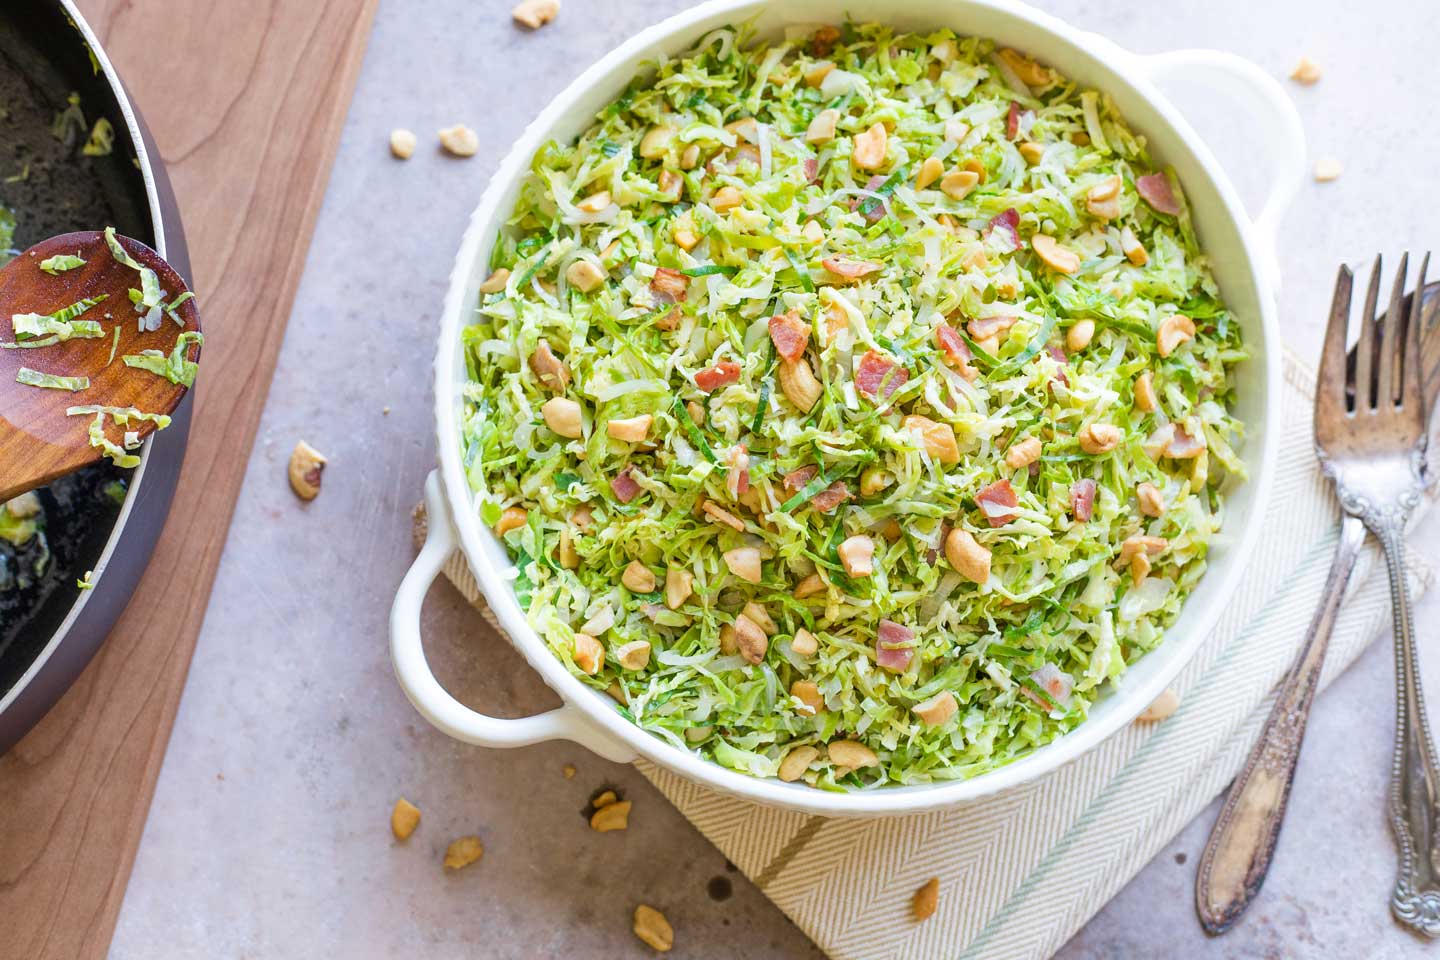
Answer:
[{"left": 460, "top": 22, "right": 1245, "bottom": 788}]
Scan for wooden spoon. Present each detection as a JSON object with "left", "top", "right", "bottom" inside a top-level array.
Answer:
[{"left": 0, "top": 230, "right": 200, "bottom": 502}]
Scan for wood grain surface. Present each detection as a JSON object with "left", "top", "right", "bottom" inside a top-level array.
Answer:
[{"left": 0, "top": 2, "right": 378, "bottom": 958}]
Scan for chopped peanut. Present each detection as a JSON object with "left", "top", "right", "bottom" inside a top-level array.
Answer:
[
  {"left": 566, "top": 259, "right": 606, "bottom": 292},
  {"left": 1314, "top": 158, "right": 1344, "bottom": 182},
  {"left": 916, "top": 156, "right": 944, "bottom": 190},
  {"left": 639, "top": 125, "right": 676, "bottom": 159},
  {"left": 1118, "top": 535, "right": 1168, "bottom": 566},
  {"left": 616, "top": 640, "right": 652, "bottom": 671},
  {"left": 723, "top": 546, "right": 763, "bottom": 583},
  {"left": 657, "top": 170, "right": 682, "bottom": 199},
  {"left": 806, "top": 108, "right": 840, "bottom": 145},
  {"left": 494, "top": 506, "right": 527, "bottom": 537},
  {"left": 672, "top": 212, "right": 700, "bottom": 251},
  {"left": 940, "top": 168, "right": 980, "bottom": 200},
  {"left": 945, "top": 528, "right": 991, "bottom": 583},
  {"left": 913, "top": 877, "right": 941, "bottom": 921},
  {"left": 1138, "top": 688, "right": 1181, "bottom": 722},
  {"left": 479, "top": 268, "right": 511, "bottom": 294},
  {"left": 997, "top": 47, "right": 1053, "bottom": 87},
  {"left": 741, "top": 601, "right": 778, "bottom": 636},
  {"left": 732, "top": 613, "right": 769, "bottom": 663},
  {"left": 912, "top": 691, "right": 957, "bottom": 727},
  {"left": 903, "top": 414, "right": 960, "bottom": 464},
  {"left": 711, "top": 185, "right": 743, "bottom": 212},
  {"left": 438, "top": 124, "right": 479, "bottom": 157},
  {"left": 1004, "top": 437, "right": 1042, "bottom": 470},
  {"left": 632, "top": 905, "right": 674, "bottom": 953},
  {"left": 791, "top": 680, "right": 826, "bottom": 714},
  {"left": 1066, "top": 319, "right": 1096, "bottom": 352},
  {"left": 391, "top": 798, "right": 421, "bottom": 841},
  {"left": 838, "top": 535, "right": 875, "bottom": 578},
  {"left": 851, "top": 122, "right": 889, "bottom": 170},
  {"left": 791, "top": 628, "right": 819, "bottom": 656},
  {"left": 576, "top": 190, "right": 612, "bottom": 214},
  {"left": 511, "top": 0, "right": 559, "bottom": 28},
  {"left": 288, "top": 441, "right": 327, "bottom": 500},
  {"left": 1120, "top": 226, "right": 1148, "bottom": 265},
  {"left": 1079, "top": 422, "right": 1122, "bottom": 455},
  {"left": 563, "top": 764, "right": 576, "bottom": 779},
  {"left": 804, "top": 61, "right": 836, "bottom": 88},
  {"left": 607, "top": 414, "right": 652, "bottom": 443},
  {"left": 572, "top": 633, "right": 604, "bottom": 675},
  {"left": 590, "top": 800, "right": 632, "bottom": 832},
  {"left": 621, "top": 561, "right": 657, "bottom": 593},
  {"left": 1156, "top": 315, "right": 1196, "bottom": 357},
  {"left": 1137, "top": 481, "right": 1165, "bottom": 517},
  {"left": 541, "top": 397, "right": 583, "bottom": 438},
  {"left": 664, "top": 568, "right": 693, "bottom": 610},
  {"left": 860, "top": 466, "right": 893, "bottom": 497},
  {"left": 1134, "top": 371, "right": 1158, "bottom": 412},
  {"left": 1290, "top": 57, "right": 1322, "bottom": 85},
  {"left": 1085, "top": 174, "right": 1122, "bottom": 220},
  {"left": 778, "top": 745, "right": 819, "bottom": 782},
  {"left": 680, "top": 144, "right": 700, "bottom": 169},
  {"left": 389, "top": 128, "right": 416, "bottom": 160},
  {"left": 1129, "top": 553, "right": 1151, "bottom": 585},
  {"left": 443, "top": 835, "right": 484, "bottom": 870},
  {"left": 529, "top": 340, "right": 571, "bottom": 392},
  {"left": 703, "top": 501, "right": 746, "bottom": 531},
  {"left": 1018, "top": 141, "right": 1045, "bottom": 166},
  {"left": 778, "top": 357, "right": 823, "bottom": 412},
  {"left": 558, "top": 529, "right": 579, "bottom": 569},
  {"left": 827, "top": 739, "right": 878, "bottom": 769},
  {"left": 1032, "top": 234, "right": 1081, "bottom": 274},
  {"left": 793, "top": 574, "right": 826, "bottom": 599}
]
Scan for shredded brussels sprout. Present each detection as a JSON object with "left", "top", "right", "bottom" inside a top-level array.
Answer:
[{"left": 459, "top": 23, "right": 1245, "bottom": 788}]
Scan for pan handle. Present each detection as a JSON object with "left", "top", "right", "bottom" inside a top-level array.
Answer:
[{"left": 390, "top": 471, "right": 637, "bottom": 763}]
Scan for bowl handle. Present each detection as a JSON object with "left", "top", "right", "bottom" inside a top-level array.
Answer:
[
  {"left": 390, "top": 471, "right": 638, "bottom": 764},
  {"left": 1132, "top": 49, "right": 1306, "bottom": 295}
]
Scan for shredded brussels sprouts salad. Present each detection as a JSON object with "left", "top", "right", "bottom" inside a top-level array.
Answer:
[{"left": 459, "top": 22, "right": 1246, "bottom": 789}]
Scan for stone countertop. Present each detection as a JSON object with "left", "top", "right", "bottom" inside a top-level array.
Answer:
[{"left": 109, "top": 0, "right": 1440, "bottom": 957}]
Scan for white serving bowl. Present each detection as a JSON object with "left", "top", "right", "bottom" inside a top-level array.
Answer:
[{"left": 392, "top": 0, "right": 1303, "bottom": 817}]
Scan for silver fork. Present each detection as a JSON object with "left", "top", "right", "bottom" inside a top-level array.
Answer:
[{"left": 1196, "top": 254, "right": 1440, "bottom": 935}]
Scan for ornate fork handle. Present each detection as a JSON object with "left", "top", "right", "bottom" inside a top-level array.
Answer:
[
  {"left": 1196, "top": 516, "right": 1365, "bottom": 933},
  {"left": 1370, "top": 505, "right": 1440, "bottom": 936}
]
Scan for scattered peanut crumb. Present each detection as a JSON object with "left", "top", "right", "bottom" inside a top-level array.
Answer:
[
  {"left": 512, "top": 0, "right": 559, "bottom": 29},
  {"left": 390, "top": 797, "right": 421, "bottom": 841},
  {"left": 590, "top": 800, "right": 632, "bottom": 832},
  {"left": 913, "top": 877, "right": 941, "bottom": 921},
  {"left": 438, "top": 124, "right": 479, "bottom": 157},
  {"left": 382, "top": 406, "right": 391, "bottom": 415},
  {"left": 288, "top": 440, "right": 327, "bottom": 501},
  {"left": 1137, "top": 688, "right": 1181, "bottom": 722},
  {"left": 1289, "top": 56, "right": 1322, "bottom": 85},
  {"left": 1313, "top": 158, "right": 1342, "bottom": 182},
  {"left": 563, "top": 763, "right": 576, "bottom": 779},
  {"left": 389, "top": 128, "right": 416, "bottom": 159},
  {"left": 592, "top": 789, "right": 618, "bottom": 809},
  {"left": 443, "top": 835, "right": 484, "bottom": 871},
  {"left": 633, "top": 904, "right": 674, "bottom": 952}
]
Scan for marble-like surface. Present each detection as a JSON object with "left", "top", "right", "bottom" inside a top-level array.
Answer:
[{"left": 109, "top": 0, "right": 1440, "bottom": 957}]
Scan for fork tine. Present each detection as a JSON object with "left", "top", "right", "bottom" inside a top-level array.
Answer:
[
  {"left": 1355, "top": 255, "right": 1383, "bottom": 412},
  {"left": 1378, "top": 251, "right": 1410, "bottom": 408},
  {"left": 1318, "top": 263, "right": 1353, "bottom": 423},
  {"left": 1403, "top": 252, "right": 1429, "bottom": 412}
]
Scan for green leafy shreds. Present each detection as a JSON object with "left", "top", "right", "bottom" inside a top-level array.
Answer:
[
  {"left": 122, "top": 331, "right": 203, "bottom": 387},
  {"left": 106, "top": 326, "right": 121, "bottom": 366},
  {"left": 39, "top": 253, "right": 86, "bottom": 275},
  {"left": 65, "top": 405, "right": 173, "bottom": 469},
  {"left": 51, "top": 92, "right": 85, "bottom": 145},
  {"left": 458, "top": 22, "right": 1247, "bottom": 789},
  {"left": 17, "top": 367, "right": 89, "bottom": 391}
]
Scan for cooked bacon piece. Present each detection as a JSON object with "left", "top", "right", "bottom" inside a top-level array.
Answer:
[
  {"left": 810, "top": 481, "right": 850, "bottom": 513},
  {"left": 650, "top": 267, "right": 689, "bottom": 303},
  {"left": 934, "top": 324, "right": 978, "bottom": 381},
  {"left": 984, "top": 208, "right": 1021, "bottom": 251},
  {"left": 1166, "top": 424, "right": 1206, "bottom": 459},
  {"left": 1071, "top": 478, "right": 1097, "bottom": 522},
  {"left": 848, "top": 174, "right": 889, "bottom": 223},
  {"left": 727, "top": 444, "right": 750, "bottom": 499},
  {"left": 875, "top": 619, "right": 915, "bottom": 673},
  {"left": 695, "top": 361, "right": 741, "bottom": 393},
  {"left": 1047, "top": 344, "right": 1069, "bottom": 387},
  {"left": 975, "top": 478, "right": 1019, "bottom": 527},
  {"left": 809, "top": 25, "right": 840, "bottom": 57},
  {"left": 768, "top": 309, "right": 811, "bottom": 362},
  {"left": 855, "top": 350, "right": 909, "bottom": 401},
  {"left": 1006, "top": 101, "right": 1023, "bottom": 140},
  {"left": 611, "top": 466, "right": 642, "bottom": 504},
  {"left": 803, "top": 156, "right": 820, "bottom": 184},
  {"left": 1024, "top": 663, "right": 1074, "bottom": 710},
  {"left": 967, "top": 314, "right": 1016, "bottom": 341},
  {"left": 822, "top": 257, "right": 883, "bottom": 281},
  {"left": 783, "top": 464, "right": 819, "bottom": 491},
  {"left": 1136, "top": 173, "right": 1181, "bottom": 215}
]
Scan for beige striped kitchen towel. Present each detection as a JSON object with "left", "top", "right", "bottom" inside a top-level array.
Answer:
[{"left": 425, "top": 350, "right": 1433, "bottom": 960}]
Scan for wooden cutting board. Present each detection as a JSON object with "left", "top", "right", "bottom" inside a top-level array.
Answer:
[{"left": 0, "top": 1, "right": 378, "bottom": 957}]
